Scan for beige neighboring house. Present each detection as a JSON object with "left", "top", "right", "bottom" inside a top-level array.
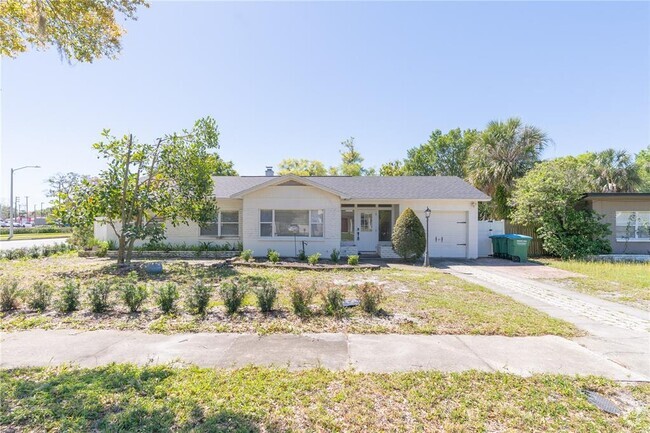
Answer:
[
  {"left": 582, "top": 193, "right": 650, "bottom": 254},
  {"left": 94, "top": 170, "right": 490, "bottom": 259}
]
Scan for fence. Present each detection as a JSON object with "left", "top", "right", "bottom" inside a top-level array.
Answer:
[{"left": 504, "top": 221, "right": 546, "bottom": 257}]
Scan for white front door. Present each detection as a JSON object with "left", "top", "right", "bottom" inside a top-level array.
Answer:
[{"left": 356, "top": 209, "right": 378, "bottom": 252}]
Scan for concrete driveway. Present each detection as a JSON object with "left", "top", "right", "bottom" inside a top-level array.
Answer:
[
  {"left": 0, "top": 237, "right": 68, "bottom": 250},
  {"left": 435, "top": 258, "right": 650, "bottom": 378}
]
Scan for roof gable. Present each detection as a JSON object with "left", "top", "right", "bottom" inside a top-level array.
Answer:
[{"left": 229, "top": 174, "right": 349, "bottom": 199}]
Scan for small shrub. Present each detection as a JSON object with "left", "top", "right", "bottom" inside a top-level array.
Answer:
[
  {"left": 185, "top": 280, "right": 213, "bottom": 316},
  {"left": 119, "top": 273, "right": 148, "bottom": 313},
  {"left": 57, "top": 280, "right": 81, "bottom": 313},
  {"left": 0, "top": 279, "right": 22, "bottom": 311},
  {"left": 13, "top": 248, "right": 26, "bottom": 259},
  {"left": 290, "top": 283, "right": 315, "bottom": 318},
  {"left": 28, "top": 281, "right": 54, "bottom": 312},
  {"left": 355, "top": 283, "right": 385, "bottom": 315},
  {"left": 322, "top": 287, "right": 346, "bottom": 318},
  {"left": 253, "top": 281, "right": 277, "bottom": 313},
  {"left": 96, "top": 241, "right": 109, "bottom": 257},
  {"left": 307, "top": 252, "right": 321, "bottom": 265},
  {"left": 347, "top": 255, "right": 359, "bottom": 266},
  {"left": 88, "top": 281, "right": 112, "bottom": 313},
  {"left": 156, "top": 282, "right": 180, "bottom": 314},
  {"left": 219, "top": 280, "right": 248, "bottom": 314},
  {"left": 28, "top": 246, "right": 41, "bottom": 259},
  {"left": 240, "top": 249, "right": 254, "bottom": 262},
  {"left": 297, "top": 249, "right": 307, "bottom": 261},
  {"left": 330, "top": 249, "right": 340, "bottom": 263},
  {"left": 391, "top": 208, "right": 426, "bottom": 261},
  {"left": 267, "top": 249, "right": 280, "bottom": 263}
]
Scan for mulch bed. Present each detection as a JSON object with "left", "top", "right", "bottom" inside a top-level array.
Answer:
[{"left": 231, "top": 261, "right": 380, "bottom": 271}]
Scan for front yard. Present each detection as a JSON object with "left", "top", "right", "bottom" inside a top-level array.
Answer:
[
  {"left": 0, "top": 364, "right": 648, "bottom": 432},
  {"left": 0, "top": 255, "right": 578, "bottom": 336},
  {"left": 538, "top": 259, "right": 650, "bottom": 310}
]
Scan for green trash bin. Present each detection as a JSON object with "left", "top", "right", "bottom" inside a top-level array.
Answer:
[
  {"left": 489, "top": 234, "right": 507, "bottom": 258},
  {"left": 504, "top": 234, "right": 533, "bottom": 262}
]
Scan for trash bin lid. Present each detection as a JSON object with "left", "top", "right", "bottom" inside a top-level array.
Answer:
[
  {"left": 489, "top": 234, "right": 507, "bottom": 239},
  {"left": 503, "top": 234, "right": 533, "bottom": 240}
]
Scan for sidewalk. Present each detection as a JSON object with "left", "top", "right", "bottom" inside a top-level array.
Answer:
[{"left": 1, "top": 329, "right": 647, "bottom": 381}]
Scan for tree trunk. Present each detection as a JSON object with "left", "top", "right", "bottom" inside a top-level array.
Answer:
[
  {"left": 117, "top": 233, "right": 127, "bottom": 265},
  {"left": 125, "top": 237, "right": 136, "bottom": 264}
]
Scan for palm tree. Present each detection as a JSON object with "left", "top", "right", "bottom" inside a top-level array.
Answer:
[
  {"left": 592, "top": 149, "right": 641, "bottom": 192},
  {"left": 467, "top": 118, "right": 550, "bottom": 219}
]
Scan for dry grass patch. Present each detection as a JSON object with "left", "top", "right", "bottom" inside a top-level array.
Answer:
[
  {"left": 0, "top": 365, "right": 648, "bottom": 432},
  {"left": 0, "top": 255, "right": 578, "bottom": 336}
]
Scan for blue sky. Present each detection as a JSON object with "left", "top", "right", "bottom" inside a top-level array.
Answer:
[{"left": 1, "top": 1, "right": 649, "bottom": 208}]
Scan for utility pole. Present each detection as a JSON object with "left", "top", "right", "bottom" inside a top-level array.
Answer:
[
  {"left": 25, "top": 196, "right": 29, "bottom": 224},
  {"left": 8, "top": 166, "right": 40, "bottom": 239},
  {"left": 40, "top": 202, "right": 44, "bottom": 218}
]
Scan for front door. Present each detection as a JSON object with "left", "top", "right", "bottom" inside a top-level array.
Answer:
[{"left": 356, "top": 209, "right": 378, "bottom": 252}]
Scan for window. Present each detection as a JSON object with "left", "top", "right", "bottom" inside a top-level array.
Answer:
[
  {"left": 341, "top": 209, "right": 354, "bottom": 242},
  {"left": 379, "top": 209, "right": 392, "bottom": 242},
  {"left": 199, "top": 211, "right": 240, "bottom": 237},
  {"left": 616, "top": 211, "right": 650, "bottom": 241},
  {"left": 360, "top": 212, "right": 373, "bottom": 232},
  {"left": 260, "top": 210, "right": 324, "bottom": 238}
]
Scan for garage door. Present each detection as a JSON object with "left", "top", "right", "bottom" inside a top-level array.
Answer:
[{"left": 429, "top": 211, "right": 468, "bottom": 258}]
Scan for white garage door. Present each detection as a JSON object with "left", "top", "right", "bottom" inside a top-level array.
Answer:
[{"left": 429, "top": 211, "right": 468, "bottom": 258}]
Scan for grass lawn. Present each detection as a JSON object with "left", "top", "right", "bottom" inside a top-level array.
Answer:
[
  {"left": 0, "top": 364, "right": 648, "bottom": 432},
  {"left": 0, "top": 232, "right": 70, "bottom": 241},
  {"left": 0, "top": 255, "right": 578, "bottom": 337},
  {"left": 537, "top": 259, "right": 650, "bottom": 310}
]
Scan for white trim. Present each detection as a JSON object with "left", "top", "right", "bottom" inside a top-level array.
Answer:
[{"left": 231, "top": 174, "right": 349, "bottom": 199}]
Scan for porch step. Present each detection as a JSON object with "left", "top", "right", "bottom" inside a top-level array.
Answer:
[{"left": 359, "top": 252, "right": 380, "bottom": 259}]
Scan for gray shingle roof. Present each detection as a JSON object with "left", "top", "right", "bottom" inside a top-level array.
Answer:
[{"left": 213, "top": 176, "right": 489, "bottom": 200}]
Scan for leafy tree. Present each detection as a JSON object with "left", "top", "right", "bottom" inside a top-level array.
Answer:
[
  {"left": 214, "top": 158, "right": 238, "bottom": 176},
  {"left": 379, "top": 160, "right": 406, "bottom": 176},
  {"left": 391, "top": 208, "right": 426, "bottom": 261},
  {"left": 510, "top": 156, "right": 610, "bottom": 259},
  {"left": 467, "top": 117, "right": 550, "bottom": 219},
  {"left": 1, "top": 0, "right": 148, "bottom": 62},
  {"left": 277, "top": 159, "right": 327, "bottom": 176},
  {"left": 46, "top": 172, "right": 88, "bottom": 223},
  {"left": 60, "top": 117, "right": 222, "bottom": 265},
  {"left": 591, "top": 148, "right": 641, "bottom": 192},
  {"left": 403, "top": 128, "right": 477, "bottom": 177},
  {"left": 331, "top": 137, "right": 374, "bottom": 176},
  {"left": 636, "top": 146, "right": 650, "bottom": 193}
]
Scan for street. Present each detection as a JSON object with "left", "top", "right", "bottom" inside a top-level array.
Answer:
[{"left": 0, "top": 238, "right": 69, "bottom": 251}]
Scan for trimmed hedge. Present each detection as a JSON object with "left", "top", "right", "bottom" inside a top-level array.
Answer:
[{"left": 0, "top": 226, "right": 71, "bottom": 235}]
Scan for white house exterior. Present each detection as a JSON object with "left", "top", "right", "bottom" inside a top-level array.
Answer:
[{"left": 95, "top": 174, "right": 490, "bottom": 259}]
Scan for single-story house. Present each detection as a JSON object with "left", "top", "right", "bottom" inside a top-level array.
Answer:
[
  {"left": 95, "top": 171, "right": 490, "bottom": 259},
  {"left": 581, "top": 193, "right": 650, "bottom": 254}
]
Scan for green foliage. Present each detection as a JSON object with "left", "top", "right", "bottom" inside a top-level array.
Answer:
[
  {"left": 510, "top": 156, "right": 611, "bottom": 259},
  {"left": 0, "top": 226, "right": 71, "bottom": 235},
  {"left": 119, "top": 273, "right": 149, "bottom": 313},
  {"left": 322, "top": 287, "right": 346, "bottom": 318},
  {"left": 59, "top": 117, "right": 230, "bottom": 265},
  {"left": 57, "top": 280, "right": 82, "bottom": 313},
  {"left": 277, "top": 159, "right": 327, "bottom": 176},
  {"left": 88, "top": 281, "right": 112, "bottom": 313},
  {"left": 253, "top": 281, "right": 277, "bottom": 313},
  {"left": 404, "top": 128, "right": 477, "bottom": 177},
  {"left": 267, "top": 249, "right": 280, "bottom": 263},
  {"left": 332, "top": 137, "right": 374, "bottom": 176},
  {"left": 67, "top": 224, "right": 95, "bottom": 249},
  {"left": 138, "top": 241, "right": 241, "bottom": 252},
  {"left": 240, "top": 249, "right": 253, "bottom": 262},
  {"left": 347, "top": 255, "right": 359, "bottom": 266},
  {"left": 355, "top": 283, "right": 385, "bottom": 315},
  {"left": 307, "top": 252, "right": 321, "bottom": 265},
  {"left": 379, "top": 160, "right": 406, "bottom": 176},
  {"left": 636, "top": 146, "right": 650, "bottom": 193},
  {"left": 156, "top": 283, "right": 180, "bottom": 314},
  {"left": 297, "top": 249, "right": 307, "bottom": 261},
  {"left": 219, "top": 280, "right": 248, "bottom": 314},
  {"left": 185, "top": 280, "right": 213, "bottom": 316},
  {"left": 467, "top": 118, "right": 549, "bottom": 219},
  {"left": 0, "top": 243, "right": 73, "bottom": 261},
  {"left": 28, "top": 282, "right": 54, "bottom": 312},
  {"left": 0, "top": 0, "right": 148, "bottom": 62},
  {"left": 290, "top": 283, "right": 315, "bottom": 318},
  {"left": 391, "top": 208, "right": 426, "bottom": 261},
  {"left": 0, "top": 279, "right": 22, "bottom": 311},
  {"left": 330, "top": 249, "right": 340, "bottom": 263},
  {"left": 592, "top": 148, "right": 641, "bottom": 192}
]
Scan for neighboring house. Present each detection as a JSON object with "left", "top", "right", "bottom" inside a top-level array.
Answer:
[
  {"left": 95, "top": 171, "right": 490, "bottom": 259},
  {"left": 581, "top": 193, "right": 650, "bottom": 254}
]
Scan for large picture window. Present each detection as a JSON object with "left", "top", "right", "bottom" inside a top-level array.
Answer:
[
  {"left": 260, "top": 210, "right": 324, "bottom": 238},
  {"left": 616, "top": 211, "right": 650, "bottom": 241},
  {"left": 199, "top": 211, "right": 240, "bottom": 237}
]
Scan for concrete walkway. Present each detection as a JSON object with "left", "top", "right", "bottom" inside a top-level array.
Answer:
[
  {"left": 0, "top": 329, "right": 646, "bottom": 380},
  {"left": 436, "top": 260, "right": 650, "bottom": 378}
]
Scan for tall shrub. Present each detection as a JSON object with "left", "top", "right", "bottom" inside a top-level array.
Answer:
[{"left": 391, "top": 208, "right": 426, "bottom": 261}]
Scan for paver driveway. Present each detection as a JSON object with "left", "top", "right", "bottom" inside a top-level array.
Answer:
[{"left": 434, "top": 259, "right": 650, "bottom": 378}]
